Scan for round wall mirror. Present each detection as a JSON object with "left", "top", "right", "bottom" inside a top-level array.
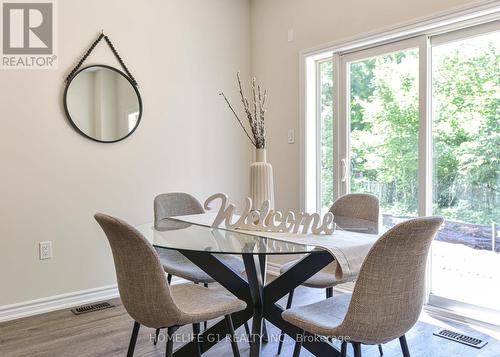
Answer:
[{"left": 64, "top": 65, "right": 142, "bottom": 143}]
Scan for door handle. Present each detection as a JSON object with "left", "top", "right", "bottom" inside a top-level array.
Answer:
[{"left": 341, "top": 158, "right": 347, "bottom": 182}]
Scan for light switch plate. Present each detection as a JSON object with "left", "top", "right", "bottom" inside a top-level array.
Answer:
[
  {"left": 288, "top": 129, "right": 295, "bottom": 144},
  {"left": 39, "top": 241, "right": 52, "bottom": 260},
  {"left": 287, "top": 29, "right": 294, "bottom": 42}
]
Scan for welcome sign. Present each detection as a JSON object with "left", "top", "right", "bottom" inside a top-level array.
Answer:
[{"left": 205, "top": 193, "right": 336, "bottom": 235}]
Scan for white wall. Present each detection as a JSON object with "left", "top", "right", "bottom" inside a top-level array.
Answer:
[
  {"left": 0, "top": 0, "right": 251, "bottom": 306},
  {"left": 250, "top": 0, "right": 484, "bottom": 213}
]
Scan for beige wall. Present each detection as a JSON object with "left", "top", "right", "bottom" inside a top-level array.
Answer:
[
  {"left": 251, "top": 0, "right": 483, "bottom": 213},
  {"left": 0, "top": 0, "right": 251, "bottom": 306}
]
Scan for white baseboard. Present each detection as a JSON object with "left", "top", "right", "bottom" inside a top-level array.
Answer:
[
  {"left": 0, "top": 262, "right": 295, "bottom": 324},
  {"left": 0, "top": 276, "right": 190, "bottom": 324},
  {"left": 0, "top": 285, "right": 119, "bottom": 323}
]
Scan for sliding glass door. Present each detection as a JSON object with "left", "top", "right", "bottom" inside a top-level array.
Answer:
[
  {"left": 429, "top": 28, "right": 500, "bottom": 320},
  {"left": 304, "top": 20, "right": 499, "bottom": 324},
  {"left": 339, "top": 38, "right": 426, "bottom": 229}
]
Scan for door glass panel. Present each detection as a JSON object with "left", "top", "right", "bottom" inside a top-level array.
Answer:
[
  {"left": 349, "top": 48, "right": 420, "bottom": 229},
  {"left": 431, "top": 31, "right": 500, "bottom": 312},
  {"left": 319, "top": 60, "right": 334, "bottom": 213}
]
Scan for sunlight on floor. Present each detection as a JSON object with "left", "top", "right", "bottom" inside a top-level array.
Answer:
[{"left": 431, "top": 241, "right": 500, "bottom": 312}]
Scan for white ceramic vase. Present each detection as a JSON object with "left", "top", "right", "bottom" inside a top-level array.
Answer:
[{"left": 249, "top": 148, "right": 275, "bottom": 211}]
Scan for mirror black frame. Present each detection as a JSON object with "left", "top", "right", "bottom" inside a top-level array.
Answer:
[{"left": 63, "top": 64, "right": 143, "bottom": 144}]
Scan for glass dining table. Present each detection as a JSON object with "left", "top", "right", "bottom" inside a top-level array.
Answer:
[{"left": 136, "top": 218, "right": 341, "bottom": 357}]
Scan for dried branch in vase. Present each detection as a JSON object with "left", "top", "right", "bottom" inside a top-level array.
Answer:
[{"left": 219, "top": 72, "right": 267, "bottom": 149}]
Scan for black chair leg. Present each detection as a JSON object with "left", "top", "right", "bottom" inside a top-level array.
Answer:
[
  {"left": 225, "top": 315, "right": 241, "bottom": 357},
  {"left": 244, "top": 321, "right": 250, "bottom": 335},
  {"left": 127, "top": 321, "right": 140, "bottom": 357},
  {"left": 167, "top": 274, "right": 172, "bottom": 284},
  {"left": 341, "top": 341, "right": 347, "bottom": 357},
  {"left": 243, "top": 321, "right": 251, "bottom": 347},
  {"left": 262, "top": 320, "right": 269, "bottom": 342},
  {"left": 326, "top": 286, "right": 334, "bottom": 298},
  {"left": 352, "top": 342, "right": 362, "bottom": 357},
  {"left": 292, "top": 329, "right": 304, "bottom": 357},
  {"left": 378, "top": 344, "right": 384, "bottom": 355},
  {"left": 165, "top": 326, "right": 177, "bottom": 357},
  {"left": 203, "top": 283, "right": 209, "bottom": 330},
  {"left": 192, "top": 323, "right": 202, "bottom": 357},
  {"left": 399, "top": 335, "right": 410, "bottom": 357},
  {"left": 277, "top": 289, "right": 295, "bottom": 354},
  {"left": 154, "top": 328, "right": 161, "bottom": 345}
]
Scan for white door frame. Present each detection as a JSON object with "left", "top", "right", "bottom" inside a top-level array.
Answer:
[{"left": 337, "top": 36, "right": 430, "bottom": 210}]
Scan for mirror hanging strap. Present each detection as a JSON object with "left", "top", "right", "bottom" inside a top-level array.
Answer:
[{"left": 65, "top": 32, "right": 138, "bottom": 87}]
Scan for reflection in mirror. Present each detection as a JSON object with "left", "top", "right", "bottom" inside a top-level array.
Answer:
[{"left": 64, "top": 65, "right": 142, "bottom": 143}]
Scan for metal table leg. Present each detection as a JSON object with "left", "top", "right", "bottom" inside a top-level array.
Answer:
[
  {"left": 178, "top": 249, "right": 340, "bottom": 356},
  {"left": 243, "top": 254, "right": 265, "bottom": 357},
  {"left": 258, "top": 254, "right": 269, "bottom": 342}
]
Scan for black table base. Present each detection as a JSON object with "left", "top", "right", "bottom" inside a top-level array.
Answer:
[{"left": 175, "top": 249, "right": 339, "bottom": 357}]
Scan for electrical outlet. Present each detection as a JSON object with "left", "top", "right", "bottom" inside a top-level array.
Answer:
[
  {"left": 39, "top": 241, "right": 52, "bottom": 260},
  {"left": 287, "top": 129, "right": 295, "bottom": 144}
]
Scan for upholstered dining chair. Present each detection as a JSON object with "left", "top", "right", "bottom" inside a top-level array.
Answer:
[
  {"left": 277, "top": 193, "right": 380, "bottom": 354},
  {"left": 282, "top": 216, "right": 444, "bottom": 357},
  {"left": 154, "top": 192, "right": 249, "bottom": 336},
  {"left": 154, "top": 193, "right": 245, "bottom": 285},
  {"left": 95, "top": 213, "right": 246, "bottom": 357}
]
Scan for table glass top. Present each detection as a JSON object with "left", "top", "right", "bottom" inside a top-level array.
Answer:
[{"left": 136, "top": 218, "right": 321, "bottom": 255}]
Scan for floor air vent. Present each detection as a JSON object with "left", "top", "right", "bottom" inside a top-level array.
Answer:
[
  {"left": 433, "top": 329, "right": 487, "bottom": 349},
  {"left": 71, "top": 302, "right": 114, "bottom": 315}
]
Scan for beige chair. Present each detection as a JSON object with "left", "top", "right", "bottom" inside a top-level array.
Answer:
[
  {"left": 282, "top": 216, "right": 444, "bottom": 357},
  {"left": 154, "top": 193, "right": 245, "bottom": 285},
  {"left": 153, "top": 193, "right": 248, "bottom": 336},
  {"left": 277, "top": 193, "right": 380, "bottom": 354},
  {"left": 95, "top": 213, "right": 246, "bottom": 357}
]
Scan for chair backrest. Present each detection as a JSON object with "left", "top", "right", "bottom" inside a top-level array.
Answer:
[
  {"left": 95, "top": 213, "right": 184, "bottom": 328},
  {"left": 154, "top": 192, "right": 204, "bottom": 226},
  {"left": 339, "top": 216, "right": 443, "bottom": 344},
  {"left": 329, "top": 193, "right": 380, "bottom": 234}
]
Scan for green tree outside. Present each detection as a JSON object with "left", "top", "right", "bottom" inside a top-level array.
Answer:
[{"left": 319, "top": 35, "right": 499, "bottom": 226}]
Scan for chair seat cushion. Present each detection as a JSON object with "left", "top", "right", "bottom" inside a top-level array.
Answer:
[
  {"left": 171, "top": 283, "right": 247, "bottom": 324},
  {"left": 158, "top": 250, "right": 244, "bottom": 284},
  {"left": 282, "top": 292, "right": 351, "bottom": 337},
  {"left": 280, "top": 259, "right": 338, "bottom": 288}
]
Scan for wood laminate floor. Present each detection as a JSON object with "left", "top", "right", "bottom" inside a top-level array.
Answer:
[{"left": 1, "top": 284, "right": 499, "bottom": 357}]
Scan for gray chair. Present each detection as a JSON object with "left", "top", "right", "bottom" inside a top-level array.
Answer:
[
  {"left": 95, "top": 213, "right": 246, "bottom": 357},
  {"left": 154, "top": 193, "right": 245, "bottom": 285},
  {"left": 282, "top": 216, "right": 444, "bottom": 357},
  {"left": 277, "top": 193, "right": 380, "bottom": 354},
  {"left": 154, "top": 192, "right": 249, "bottom": 336}
]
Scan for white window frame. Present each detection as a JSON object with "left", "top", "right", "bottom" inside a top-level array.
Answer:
[
  {"left": 299, "top": 1, "right": 500, "bottom": 326},
  {"left": 427, "top": 22, "right": 500, "bottom": 326},
  {"left": 302, "top": 51, "right": 333, "bottom": 213},
  {"left": 299, "top": 1, "right": 500, "bottom": 211},
  {"left": 338, "top": 36, "right": 431, "bottom": 219}
]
